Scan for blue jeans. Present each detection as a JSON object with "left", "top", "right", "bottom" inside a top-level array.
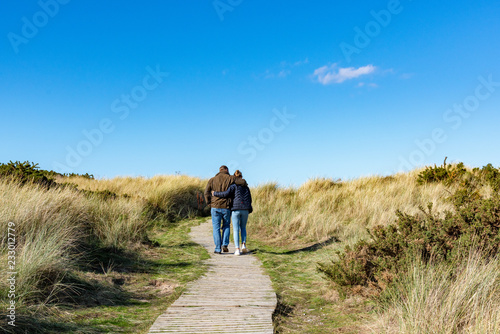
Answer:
[
  {"left": 232, "top": 210, "right": 249, "bottom": 248},
  {"left": 211, "top": 208, "right": 231, "bottom": 252}
]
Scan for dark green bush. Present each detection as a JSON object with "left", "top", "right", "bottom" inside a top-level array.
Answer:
[
  {"left": 417, "top": 159, "right": 500, "bottom": 190},
  {"left": 62, "top": 172, "right": 94, "bottom": 179},
  {"left": 0, "top": 161, "right": 58, "bottom": 188},
  {"left": 81, "top": 189, "right": 119, "bottom": 201},
  {"left": 0, "top": 161, "right": 94, "bottom": 188},
  {"left": 417, "top": 157, "right": 467, "bottom": 185},
  {"left": 320, "top": 162, "right": 500, "bottom": 296},
  {"left": 319, "top": 197, "right": 500, "bottom": 295},
  {"left": 476, "top": 163, "right": 500, "bottom": 191}
]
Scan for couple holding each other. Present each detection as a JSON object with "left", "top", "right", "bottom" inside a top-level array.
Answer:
[{"left": 204, "top": 165, "right": 253, "bottom": 256}]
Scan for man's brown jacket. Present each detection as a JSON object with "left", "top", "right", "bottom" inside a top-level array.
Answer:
[{"left": 204, "top": 171, "right": 247, "bottom": 209}]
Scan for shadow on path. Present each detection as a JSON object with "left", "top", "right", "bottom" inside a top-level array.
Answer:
[{"left": 253, "top": 236, "right": 338, "bottom": 255}]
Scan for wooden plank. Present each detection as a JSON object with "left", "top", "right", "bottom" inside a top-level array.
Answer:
[{"left": 148, "top": 220, "right": 277, "bottom": 334}]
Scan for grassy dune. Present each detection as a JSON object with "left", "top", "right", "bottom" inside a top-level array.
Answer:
[
  {"left": 249, "top": 167, "right": 500, "bottom": 333},
  {"left": 250, "top": 170, "right": 454, "bottom": 246},
  {"left": 58, "top": 174, "right": 207, "bottom": 220},
  {"left": 1, "top": 164, "right": 498, "bottom": 333},
  {"left": 0, "top": 174, "right": 208, "bottom": 333},
  {"left": 0, "top": 178, "right": 144, "bottom": 304}
]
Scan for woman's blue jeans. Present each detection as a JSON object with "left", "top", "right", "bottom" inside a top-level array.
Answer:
[{"left": 231, "top": 210, "right": 249, "bottom": 248}]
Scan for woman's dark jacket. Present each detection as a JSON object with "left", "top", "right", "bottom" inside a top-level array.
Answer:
[{"left": 213, "top": 183, "right": 252, "bottom": 212}]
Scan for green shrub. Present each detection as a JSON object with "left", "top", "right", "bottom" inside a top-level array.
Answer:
[
  {"left": 0, "top": 161, "right": 95, "bottom": 189},
  {"left": 0, "top": 161, "right": 57, "bottom": 189},
  {"left": 476, "top": 163, "right": 500, "bottom": 191},
  {"left": 417, "top": 157, "right": 467, "bottom": 185},
  {"left": 64, "top": 172, "right": 94, "bottom": 179},
  {"left": 319, "top": 194, "right": 500, "bottom": 295},
  {"left": 417, "top": 159, "right": 500, "bottom": 191},
  {"left": 82, "top": 189, "right": 119, "bottom": 201}
]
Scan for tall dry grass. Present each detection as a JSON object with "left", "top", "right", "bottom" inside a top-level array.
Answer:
[
  {"left": 250, "top": 170, "right": 455, "bottom": 246},
  {"left": 0, "top": 178, "right": 147, "bottom": 308},
  {"left": 1, "top": 174, "right": 207, "bottom": 312},
  {"left": 374, "top": 250, "right": 500, "bottom": 334},
  {"left": 59, "top": 175, "right": 207, "bottom": 220},
  {"left": 2, "top": 165, "right": 496, "bottom": 332}
]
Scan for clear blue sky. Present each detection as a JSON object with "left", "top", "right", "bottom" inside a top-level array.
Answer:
[{"left": 1, "top": 0, "right": 499, "bottom": 186}]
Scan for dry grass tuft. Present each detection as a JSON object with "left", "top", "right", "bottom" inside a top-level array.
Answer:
[
  {"left": 0, "top": 174, "right": 207, "bottom": 312},
  {"left": 0, "top": 179, "right": 146, "bottom": 307},
  {"left": 60, "top": 174, "right": 207, "bottom": 219},
  {"left": 373, "top": 250, "right": 500, "bottom": 334},
  {"left": 250, "top": 170, "right": 453, "bottom": 247}
]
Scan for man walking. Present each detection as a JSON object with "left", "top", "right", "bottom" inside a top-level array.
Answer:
[{"left": 204, "top": 165, "right": 247, "bottom": 254}]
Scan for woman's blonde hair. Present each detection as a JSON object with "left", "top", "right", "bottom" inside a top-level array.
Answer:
[{"left": 234, "top": 170, "right": 243, "bottom": 178}]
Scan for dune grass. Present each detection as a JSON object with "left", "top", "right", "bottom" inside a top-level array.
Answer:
[
  {"left": 374, "top": 250, "right": 500, "bottom": 334},
  {"left": 250, "top": 170, "right": 453, "bottom": 247},
  {"left": 65, "top": 218, "right": 209, "bottom": 334},
  {"left": 58, "top": 174, "right": 207, "bottom": 220},
  {"left": 0, "top": 175, "right": 208, "bottom": 333},
  {"left": 248, "top": 168, "right": 498, "bottom": 333},
  {"left": 2, "top": 163, "right": 498, "bottom": 333}
]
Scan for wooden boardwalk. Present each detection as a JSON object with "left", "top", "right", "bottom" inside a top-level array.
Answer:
[{"left": 148, "top": 220, "right": 277, "bottom": 334}]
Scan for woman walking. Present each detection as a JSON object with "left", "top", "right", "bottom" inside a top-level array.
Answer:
[{"left": 212, "top": 170, "right": 252, "bottom": 255}]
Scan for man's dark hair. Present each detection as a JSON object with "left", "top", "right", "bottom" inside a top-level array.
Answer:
[{"left": 219, "top": 165, "right": 228, "bottom": 173}]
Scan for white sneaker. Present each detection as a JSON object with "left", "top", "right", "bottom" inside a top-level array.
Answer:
[
  {"left": 241, "top": 244, "right": 248, "bottom": 254},
  {"left": 234, "top": 249, "right": 241, "bottom": 256}
]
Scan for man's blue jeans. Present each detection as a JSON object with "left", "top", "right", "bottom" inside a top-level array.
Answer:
[{"left": 211, "top": 208, "right": 231, "bottom": 252}]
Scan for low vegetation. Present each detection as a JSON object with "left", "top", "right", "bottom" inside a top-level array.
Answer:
[
  {"left": 59, "top": 174, "right": 207, "bottom": 221},
  {"left": 317, "top": 161, "right": 500, "bottom": 292},
  {"left": 0, "top": 161, "right": 208, "bottom": 333},
  {"left": 2, "top": 159, "right": 499, "bottom": 333},
  {"left": 375, "top": 251, "right": 500, "bottom": 333},
  {"left": 249, "top": 159, "right": 500, "bottom": 333},
  {"left": 249, "top": 172, "right": 452, "bottom": 248}
]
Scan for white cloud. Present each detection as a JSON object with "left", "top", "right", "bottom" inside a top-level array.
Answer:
[
  {"left": 262, "top": 58, "right": 309, "bottom": 79},
  {"left": 293, "top": 58, "right": 309, "bottom": 67},
  {"left": 264, "top": 69, "right": 291, "bottom": 79},
  {"left": 313, "top": 64, "right": 376, "bottom": 84},
  {"left": 400, "top": 72, "right": 414, "bottom": 80},
  {"left": 357, "top": 82, "right": 378, "bottom": 88},
  {"left": 277, "top": 69, "right": 290, "bottom": 78}
]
